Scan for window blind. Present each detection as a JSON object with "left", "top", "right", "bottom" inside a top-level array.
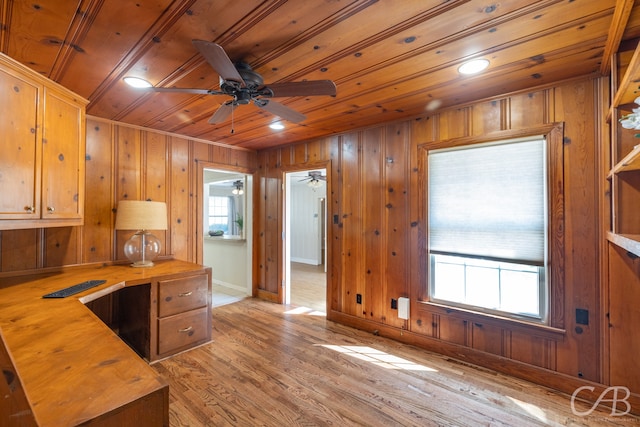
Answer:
[{"left": 428, "top": 138, "right": 546, "bottom": 265}]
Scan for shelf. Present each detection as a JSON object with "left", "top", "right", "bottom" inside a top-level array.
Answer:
[
  {"left": 612, "top": 144, "right": 640, "bottom": 173},
  {"left": 612, "top": 42, "right": 640, "bottom": 108},
  {"left": 607, "top": 232, "right": 640, "bottom": 257}
]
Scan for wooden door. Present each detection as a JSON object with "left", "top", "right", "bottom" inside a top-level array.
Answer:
[
  {"left": 0, "top": 66, "right": 40, "bottom": 219},
  {"left": 41, "top": 87, "right": 84, "bottom": 219}
]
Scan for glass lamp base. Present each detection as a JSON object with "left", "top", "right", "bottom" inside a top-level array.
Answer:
[
  {"left": 123, "top": 230, "right": 161, "bottom": 268},
  {"left": 130, "top": 260, "right": 155, "bottom": 268}
]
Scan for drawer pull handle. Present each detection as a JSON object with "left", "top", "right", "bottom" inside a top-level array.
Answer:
[
  {"left": 178, "top": 326, "right": 193, "bottom": 333},
  {"left": 178, "top": 291, "right": 193, "bottom": 297}
]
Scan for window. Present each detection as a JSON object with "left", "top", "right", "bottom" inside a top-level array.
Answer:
[
  {"left": 208, "top": 196, "right": 232, "bottom": 233},
  {"left": 204, "top": 177, "right": 245, "bottom": 237},
  {"left": 428, "top": 137, "right": 548, "bottom": 322}
]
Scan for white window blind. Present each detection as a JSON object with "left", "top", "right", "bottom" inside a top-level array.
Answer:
[{"left": 428, "top": 137, "right": 546, "bottom": 265}]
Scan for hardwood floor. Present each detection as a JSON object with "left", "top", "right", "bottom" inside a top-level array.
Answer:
[
  {"left": 153, "top": 298, "right": 639, "bottom": 426},
  {"left": 290, "top": 262, "right": 326, "bottom": 313}
]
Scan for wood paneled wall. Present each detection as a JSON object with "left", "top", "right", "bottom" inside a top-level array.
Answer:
[
  {"left": 0, "top": 73, "right": 621, "bottom": 404},
  {"left": 253, "top": 76, "right": 610, "bottom": 394},
  {"left": 0, "top": 116, "right": 256, "bottom": 273}
]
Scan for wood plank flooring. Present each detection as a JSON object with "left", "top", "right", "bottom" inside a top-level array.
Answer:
[
  {"left": 290, "top": 262, "right": 326, "bottom": 313},
  {"left": 153, "top": 298, "right": 639, "bottom": 426}
]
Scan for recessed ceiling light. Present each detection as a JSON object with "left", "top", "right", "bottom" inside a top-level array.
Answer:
[
  {"left": 269, "top": 123, "right": 285, "bottom": 130},
  {"left": 458, "top": 59, "right": 490, "bottom": 75},
  {"left": 123, "top": 76, "right": 152, "bottom": 88}
]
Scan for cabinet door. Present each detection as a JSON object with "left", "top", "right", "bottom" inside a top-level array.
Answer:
[
  {"left": 0, "top": 67, "right": 40, "bottom": 219},
  {"left": 41, "top": 87, "right": 84, "bottom": 219}
]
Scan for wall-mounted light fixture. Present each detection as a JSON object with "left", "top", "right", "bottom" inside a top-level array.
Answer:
[{"left": 232, "top": 180, "right": 244, "bottom": 195}]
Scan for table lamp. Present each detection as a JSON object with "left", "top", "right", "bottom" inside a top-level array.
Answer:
[{"left": 115, "top": 200, "right": 168, "bottom": 267}]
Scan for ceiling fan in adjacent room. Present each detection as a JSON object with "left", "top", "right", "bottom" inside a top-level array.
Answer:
[
  {"left": 299, "top": 171, "right": 326, "bottom": 188},
  {"left": 146, "top": 40, "right": 337, "bottom": 127}
]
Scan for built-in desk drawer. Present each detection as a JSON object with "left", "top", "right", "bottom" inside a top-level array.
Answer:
[
  {"left": 158, "top": 273, "right": 208, "bottom": 317},
  {"left": 157, "top": 306, "right": 209, "bottom": 356}
]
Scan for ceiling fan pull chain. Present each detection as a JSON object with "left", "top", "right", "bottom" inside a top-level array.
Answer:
[{"left": 231, "top": 103, "right": 235, "bottom": 134}]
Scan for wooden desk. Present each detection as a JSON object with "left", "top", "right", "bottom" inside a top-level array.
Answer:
[{"left": 0, "top": 259, "right": 212, "bottom": 427}]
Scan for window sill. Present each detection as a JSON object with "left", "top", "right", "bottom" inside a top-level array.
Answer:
[
  {"left": 418, "top": 300, "right": 566, "bottom": 340},
  {"left": 205, "top": 235, "right": 245, "bottom": 242}
]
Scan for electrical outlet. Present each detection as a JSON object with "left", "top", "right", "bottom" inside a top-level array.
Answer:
[
  {"left": 576, "top": 308, "right": 589, "bottom": 325},
  {"left": 391, "top": 298, "right": 398, "bottom": 309},
  {"left": 356, "top": 294, "right": 362, "bottom": 304}
]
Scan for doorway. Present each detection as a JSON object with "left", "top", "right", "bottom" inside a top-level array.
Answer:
[
  {"left": 284, "top": 168, "right": 327, "bottom": 314},
  {"left": 201, "top": 168, "right": 252, "bottom": 306}
]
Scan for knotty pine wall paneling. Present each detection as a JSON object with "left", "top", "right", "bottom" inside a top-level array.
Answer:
[
  {"left": 328, "top": 136, "right": 342, "bottom": 313},
  {"left": 0, "top": 116, "right": 257, "bottom": 275},
  {"left": 252, "top": 76, "right": 607, "bottom": 398},
  {"left": 83, "top": 119, "right": 114, "bottom": 263},
  {"left": 362, "top": 127, "right": 384, "bottom": 324},
  {"left": 553, "top": 80, "right": 600, "bottom": 381},
  {"left": 0, "top": 230, "right": 40, "bottom": 271},
  {"left": 43, "top": 226, "right": 81, "bottom": 268},
  {"left": 340, "top": 132, "right": 364, "bottom": 318},
  {"left": 114, "top": 124, "right": 144, "bottom": 261},
  {"left": 168, "top": 136, "right": 192, "bottom": 262},
  {"left": 143, "top": 131, "right": 169, "bottom": 259},
  {"left": 384, "top": 123, "right": 411, "bottom": 329},
  {"left": 254, "top": 148, "right": 282, "bottom": 300}
]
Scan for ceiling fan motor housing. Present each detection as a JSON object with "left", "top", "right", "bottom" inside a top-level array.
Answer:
[
  {"left": 235, "top": 90, "right": 252, "bottom": 104},
  {"left": 235, "top": 62, "right": 263, "bottom": 89}
]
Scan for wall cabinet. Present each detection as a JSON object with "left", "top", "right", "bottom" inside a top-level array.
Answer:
[
  {"left": 119, "top": 270, "right": 212, "bottom": 363},
  {"left": 0, "top": 53, "right": 87, "bottom": 230}
]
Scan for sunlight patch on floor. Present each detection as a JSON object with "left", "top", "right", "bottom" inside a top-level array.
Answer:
[
  {"left": 319, "top": 345, "right": 438, "bottom": 371},
  {"left": 506, "top": 396, "right": 549, "bottom": 423},
  {"left": 284, "top": 306, "right": 326, "bottom": 316}
]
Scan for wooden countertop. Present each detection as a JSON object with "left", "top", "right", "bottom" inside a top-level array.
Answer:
[{"left": 0, "top": 259, "right": 209, "bottom": 426}]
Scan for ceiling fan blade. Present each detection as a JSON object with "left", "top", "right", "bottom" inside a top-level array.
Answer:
[
  {"left": 148, "top": 87, "right": 224, "bottom": 95},
  {"left": 264, "top": 80, "right": 336, "bottom": 97},
  {"left": 255, "top": 99, "right": 306, "bottom": 123},
  {"left": 208, "top": 101, "right": 235, "bottom": 124},
  {"left": 192, "top": 39, "right": 245, "bottom": 87}
]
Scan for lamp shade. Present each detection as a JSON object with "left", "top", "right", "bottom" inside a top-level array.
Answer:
[{"left": 115, "top": 200, "right": 168, "bottom": 230}]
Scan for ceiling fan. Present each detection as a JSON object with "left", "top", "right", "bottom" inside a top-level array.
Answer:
[
  {"left": 299, "top": 171, "right": 326, "bottom": 188},
  {"left": 148, "top": 40, "right": 337, "bottom": 126}
]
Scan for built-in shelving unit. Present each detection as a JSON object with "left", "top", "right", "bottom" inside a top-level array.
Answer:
[
  {"left": 608, "top": 42, "right": 640, "bottom": 258},
  {"left": 606, "top": 41, "right": 640, "bottom": 394}
]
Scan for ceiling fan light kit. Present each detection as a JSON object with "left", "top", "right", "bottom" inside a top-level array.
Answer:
[
  {"left": 130, "top": 40, "right": 337, "bottom": 130},
  {"left": 300, "top": 171, "right": 327, "bottom": 189}
]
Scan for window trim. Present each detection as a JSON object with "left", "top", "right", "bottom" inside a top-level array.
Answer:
[{"left": 417, "top": 124, "right": 565, "bottom": 329}]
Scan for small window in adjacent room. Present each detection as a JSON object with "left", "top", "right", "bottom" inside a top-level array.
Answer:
[
  {"left": 427, "top": 136, "right": 548, "bottom": 323},
  {"left": 208, "top": 195, "right": 232, "bottom": 234},
  {"left": 206, "top": 176, "right": 245, "bottom": 238}
]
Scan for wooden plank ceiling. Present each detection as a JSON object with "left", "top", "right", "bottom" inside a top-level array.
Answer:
[{"left": 1, "top": 0, "right": 639, "bottom": 151}]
